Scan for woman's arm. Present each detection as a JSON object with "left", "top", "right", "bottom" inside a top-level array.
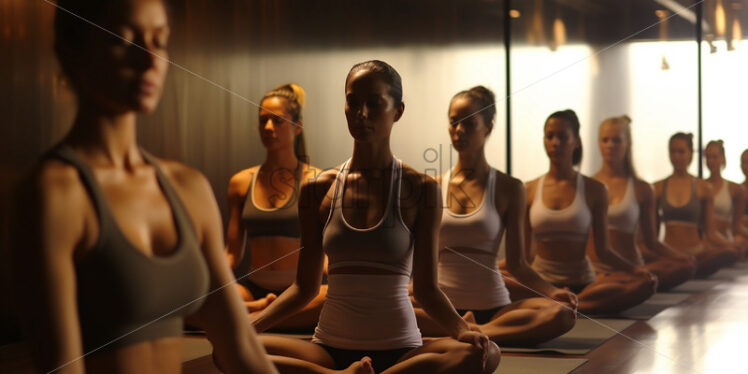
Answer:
[
  {"left": 523, "top": 179, "right": 538, "bottom": 264},
  {"left": 171, "top": 166, "right": 277, "bottom": 374},
  {"left": 225, "top": 170, "right": 251, "bottom": 269},
  {"left": 652, "top": 181, "right": 664, "bottom": 238},
  {"left": 11, "top": 165, "right": 88, "bottom": 374},
  {"left": 411, "top": 176, "right": 473, "bottom": 338},
  {"left": 251, "top": 174, "right": 330, "bottom": 333},
  {"left": 503, "top": 178, "right": 576, "bottom": 307}
]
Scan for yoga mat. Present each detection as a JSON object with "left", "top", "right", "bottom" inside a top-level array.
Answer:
[
  {"left": 669, "top": 279, "right": 721, "bottom": 293},
  {"left": 500, "top": 317, "right": 636, "bottom": 355},
  {"left": 709, "top": 266, "right": 748, "bottom": 280},
  {"left": 494, "top": 356, "right": 588, "bottom": 374},
  {"left": 182, "top": 337, "right": 212, "bottom": 362},
  {"left": 0, "top": 342, "right": 33, "bottom": 374},
  {"left": 264, "top": 332, "right": 314, "bottom": 340},
  {"left": 591, "top": 292, "right": 691, "bottom": 320},
  {"left": 182, "top": 332, "right": 314, "bottom": 363},
  {"left": 181, "top": 336, "right": 590, "bottom": 373}
]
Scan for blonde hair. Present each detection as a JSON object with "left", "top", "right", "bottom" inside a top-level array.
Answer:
[
  {"left": 261, "top": 83, "right": 309, "bottom": 164},
  {"left": 600, "top": 115, "right": 637, "bottom": 178}
]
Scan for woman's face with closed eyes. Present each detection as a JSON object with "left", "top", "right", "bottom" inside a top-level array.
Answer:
[
  {"left": 61, "top": 0, "right": 170, "bottom": 114},
  {"left": 344, "top": 69, "right": 403, "bottom": 143}
]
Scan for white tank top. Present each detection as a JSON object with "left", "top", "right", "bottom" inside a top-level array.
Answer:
[
  {"left": 529, "top": 173, "right": 592, "bottom": 242},
  {"left": 438, "top": 168, "right": 511, "bottom": 310},
  {"left": 713, "top": 180, "right": 733, "bottom": 222},
  {"left": 314, "top": 158, "right": 422, "bottom": 350},
  {"left": 322, "top": 158, "right": 414, "bottom": 276},
  {"left": 607, "top": 178, "right": 639, "bottom": 233}
]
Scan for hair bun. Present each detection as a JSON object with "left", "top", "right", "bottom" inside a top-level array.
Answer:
[
  {"left": 288, "top": 83, "right": 306, "bottom": 109},
  {"left": 469, "top": 85, "right": 495, "bottom": 103}
]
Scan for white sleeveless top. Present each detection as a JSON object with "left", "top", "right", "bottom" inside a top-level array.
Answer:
[
  {"left": 438, "top": 168, "right": 511, "bottom": 310},
  {"left": 529, "top": 173, "right": 592, "bottom": 242},
  {"left": 713, "top": 181, "right": 733, "bottom": 222},
  {"left": 607, "top": 178, "right": 640, "bottom": 233}
]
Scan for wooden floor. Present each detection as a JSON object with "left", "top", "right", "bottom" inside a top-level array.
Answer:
[
  {"left": 181, "top": 266, "right": 748, "bottom": 374},
  {"left": 569, "top": 274, "right": 748, "bottom": 374},
  {"left": 3, "top": 266, "right": 748, "bottom": 374}
]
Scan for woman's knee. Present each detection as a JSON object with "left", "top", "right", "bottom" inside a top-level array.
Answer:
[
  {"left": 546, "top": 302, "right": 576, "bottom": 333},
  {"left": 430, "top": 339, "right": 501, "bottom": 374},
  {"left": 634, "top": 274, "right": 657, "bottom": 297},
  {"left": 452, "top": 341, "right": 501, "bottom": 374}
]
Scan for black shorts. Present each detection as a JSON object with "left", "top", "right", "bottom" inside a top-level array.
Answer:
[
  {"left": 552, "top": 282, "right": 590, "bottom": 295},
  {"left": 455, "top": 306, "right": 503, "bottom": 325},
  {"left": 238, "top": 278, "right": 286, "bottom": 300},
  {"left": 316, "top": 343, "right": 418, "bottom": 373}
]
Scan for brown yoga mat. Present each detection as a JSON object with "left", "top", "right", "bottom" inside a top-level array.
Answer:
[
  {"left": 708, "top": 266, "right": 748, "bottom": 281},
  {"left": 500, "top": 317, "right": 636, "bottom": 355},
  {"left": 182, "top": 336, "right": 213, "bottom": 363},
  {"left": 590, "top": 292, "right": 691, "bottom": 320},
  {"left": 669, "top": 279, "right": 721, "bottom": 293},
  {"left": 183, "top": 336, "right": 591, "bottom": 374},
  {"left": 494, "top": 356, "right": 588, "bottom": 374}
]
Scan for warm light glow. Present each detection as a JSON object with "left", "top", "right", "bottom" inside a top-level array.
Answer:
[
  {"left": 529, "top": 0, "right": 546, "bottom": 45},
  {"left": 716, "top": 0, "right": 726, "bottom": 36},
  {"left": 509, "top": 9, "right": 521, "bottom": 18},
  {"left": 510, "top": 45, "right": 593, "bottom": 181},
  {"left": 239, "top": 44, "right": 508, "bottom": 173},
  {"left": 655, "top": 9, "right": 669, "bottom": 19},
  {"left": 551, "top": 17, "right": 567, "bottom": 51},
  {"left": 702, "top": 40, "right": 748, "bottom": 181},
  {"left": 732, "top": 18, "right": 742, "bottom": 47},
  {"left": 628, "top": 41, "right": 700, "bottom": 180}
]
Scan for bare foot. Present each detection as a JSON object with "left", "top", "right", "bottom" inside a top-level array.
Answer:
[
  {"left": 462, "top": 310, "right": 477, "bottom": 324},
  {"left": 342, "top": 356, "right": 374, "bottom": 374},
  {"left": 245, "top": 293, "right": 277, "bottom": 312}
]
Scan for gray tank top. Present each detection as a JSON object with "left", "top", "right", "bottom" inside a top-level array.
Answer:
[
  {"left": 51, "top": 145, "right": 209, "bottom": 353},
  {"left": 659, "top": 177, "right": 701, "bottom": 224},
  {"left": 322, "top": 158, "right": 414, "bottom": 276},
  {"left": 240, "top": 163, "right": 303, "bottom": 239}
]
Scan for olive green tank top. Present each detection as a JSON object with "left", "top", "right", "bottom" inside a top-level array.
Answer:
[{"left": 51, "top": 145, "right": 209, "bottom": 354}]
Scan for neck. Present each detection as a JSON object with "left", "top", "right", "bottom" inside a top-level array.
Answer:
[
  {"left": 454, "top": 148, "right": 489, "bottom": 178},
  {"left": 548, "top": 160, "right": 576, "bottom": 180},
  {"left": 672, "top": 168, "right": 690, "bottom": 178},
  {"left": 350, "top": 139, "right": 394, "bottom": 170},
  {"left": 598, "top": 160, "right": 627, "bottom": 179},
  {"left": 263, "top": 147, "right": 299, "bottom": 171},
  {"left": 64, "top": 103, "right": 140, "bottom": 168},
  {"left": 707, "top": 170, "right": 723, "bottom": 182}
]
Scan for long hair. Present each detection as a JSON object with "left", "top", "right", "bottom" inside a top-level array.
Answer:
[
  {"left": 600, "top": 115, "right": 637, "bottom": 178},
  {"left": 260, "top": 83, "right": 309, "bottom": 164}
]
